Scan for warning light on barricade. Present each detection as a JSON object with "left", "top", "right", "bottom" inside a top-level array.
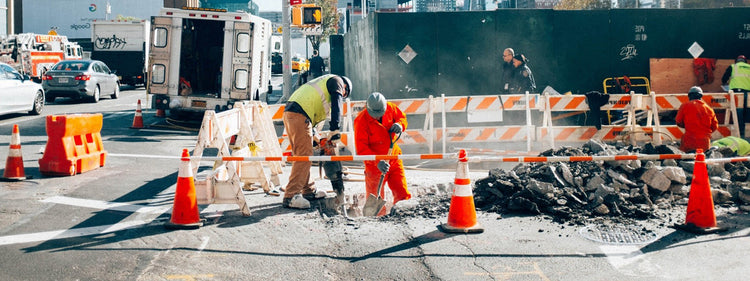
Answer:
[
  {"left": 165, "top": 149, "right": 203, "bottom": 229},
  {"left": 674, "top": 149, "right": 726, "bottom": 234},
  {"left": 3, "top": 124, "right": 26, "bottom": 181},
  {"left": 439, "top": 149, "right": 484, "bottom": 234}
]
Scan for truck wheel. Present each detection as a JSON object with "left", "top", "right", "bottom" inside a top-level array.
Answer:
[{"left": 111, "top": 83, "right": 120, "bottom": 99}]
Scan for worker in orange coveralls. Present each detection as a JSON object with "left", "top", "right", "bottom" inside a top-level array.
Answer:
[
  {"left": 354, "top": 92, "right": 412, "bottom": 210},
  {"left": 676, "top": 86, "right": 718, "bottom": 153}
]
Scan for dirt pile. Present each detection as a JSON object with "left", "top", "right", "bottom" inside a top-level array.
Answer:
[{"left": 389, "top": 140, "right": 750, "bottom": 225}]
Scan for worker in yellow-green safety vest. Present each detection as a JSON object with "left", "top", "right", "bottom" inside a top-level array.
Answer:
[{"left": 712, "top": 136, "right": 750, "bottom": 156}]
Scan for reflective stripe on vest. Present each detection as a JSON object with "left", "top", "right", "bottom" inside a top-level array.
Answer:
[
  {"left": 288, "top": 74, "right": 334, "bottom": 125},
  {"left": 729, "top": 62, "right": 750, "bottom": 91}
]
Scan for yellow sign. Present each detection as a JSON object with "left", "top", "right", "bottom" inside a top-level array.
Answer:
[
  {"left": 48, "top": 30, "right": 58, "bottom": 36},
  {"left": 277, "top": 26, "right": 282, "bottom": 34}
]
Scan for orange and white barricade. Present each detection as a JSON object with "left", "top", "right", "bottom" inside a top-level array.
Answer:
[
  {"left": 539, "top": 91, "right": 647, "bottom": 148},
  {"left": 645, "top": 91, "right": 740, "bottom": 145}
]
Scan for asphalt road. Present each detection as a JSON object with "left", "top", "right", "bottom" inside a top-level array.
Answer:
[{"left": 0, "top": 86, "right": 749, "bottom": 280}]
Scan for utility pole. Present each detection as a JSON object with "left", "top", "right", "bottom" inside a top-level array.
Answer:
[{"left": 282, "top": 0, "right": 292, "bottom": 100}]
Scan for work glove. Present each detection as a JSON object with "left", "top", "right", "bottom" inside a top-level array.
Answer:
[
  {"left": 327, "top": 130, "right": 340, "bottom": 141},
  {"left": 377, "top": 160, "right": 390, "bottom": 174},
  {"left": 389, "top": 123, "right": 402, "bottom": 134}
]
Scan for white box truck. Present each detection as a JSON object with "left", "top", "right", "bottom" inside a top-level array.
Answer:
[
  {"left": 91, "top": 20, "right": 150, "bottom": 86},
  {"left": 147, "top": 7, "right": 272, "bottom": 119}
]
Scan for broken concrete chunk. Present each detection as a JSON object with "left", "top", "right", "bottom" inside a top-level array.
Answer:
[
  {"left": 711, "top": 189, "right": 733, "bottom": 204},
  {"left": 739, "top": 188, "right": 750, "bottom": 204},
  {"left": 640, "top": 167, "right": 671, "bottom": 192},
  {"left": 662, "top": 166, "right": 687, "bottom": 184},
  {"left": 593, "top": 204, "right": 610, "bottom": 215},
  {"left": 585, "top": 175, "right": 606, "bottom": 191}
]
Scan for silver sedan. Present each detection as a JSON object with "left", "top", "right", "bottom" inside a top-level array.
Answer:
[{"left": 42, "top": 60, "right": 120, "bottom": 103}]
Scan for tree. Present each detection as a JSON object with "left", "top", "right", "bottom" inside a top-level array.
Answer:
[
  {"left": 305, "top": 0, "right": 340, "bottom": 54},
  {"left": 554, "top": 0, "right": 612, "bottom": 10}
]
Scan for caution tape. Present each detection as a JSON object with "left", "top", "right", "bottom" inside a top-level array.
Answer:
[
  {"left": 109, "top": 153, "right": 695, "bottom": 163},
  {"left": 706, "top": 156, "right": 750, "bottom": 164}
]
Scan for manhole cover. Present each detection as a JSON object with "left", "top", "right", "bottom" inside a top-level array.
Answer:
[{"left": 579, "top": 224, "right": 659, "bottom": 245}]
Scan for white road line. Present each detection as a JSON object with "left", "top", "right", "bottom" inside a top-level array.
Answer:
[
  {"left": 41, "top": 196, "right": 170, "bottom": 214},
  {"left": 600, "top": 245, "right": 662, "bottom": 277},
  {"left": 0, "top": 219, "right": 151, "bottom": 246}
]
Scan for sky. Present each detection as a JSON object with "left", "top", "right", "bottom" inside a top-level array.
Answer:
[{"left": 255, "top": 0, "right": 282, "bottom": 12}]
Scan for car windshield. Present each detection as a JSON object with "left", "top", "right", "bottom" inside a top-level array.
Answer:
[{"left": 54, "top": 61, "right": 90, "bottom": 71}]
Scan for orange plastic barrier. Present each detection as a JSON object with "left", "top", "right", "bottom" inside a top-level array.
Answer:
[{"left": 39, "top": 114, "right": 107, "bottom": 176}]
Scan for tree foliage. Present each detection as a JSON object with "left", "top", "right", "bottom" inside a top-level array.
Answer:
[
  {"left": 306, "top": 0, "right": 340, "bottom": 53},
  {"left": 554, "top": 0, "right": 612, "bottom": 10}
]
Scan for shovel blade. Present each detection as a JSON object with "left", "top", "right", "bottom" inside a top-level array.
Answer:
[{"left": 363, "top": 194, "right": 386, "bottom": 217}]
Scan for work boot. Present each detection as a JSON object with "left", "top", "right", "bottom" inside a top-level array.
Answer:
[
  {"left": 282, "top": 194, "right": 311, "bottom": 209},
  {"left": 302, "top": 189, "right": 327, "bottom": 201}
]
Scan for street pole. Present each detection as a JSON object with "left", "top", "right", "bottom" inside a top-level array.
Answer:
[{"left": 282, "top": 0, "right": 292, "bottom": 100}]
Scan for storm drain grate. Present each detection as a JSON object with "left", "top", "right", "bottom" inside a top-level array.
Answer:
[{"left": 579, "top": 224, "right": 659, "bottom": 245}]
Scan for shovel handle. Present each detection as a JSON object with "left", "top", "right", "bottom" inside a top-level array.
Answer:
[{"left": 375, "top": 131, "right": 401, "bottom": 199}]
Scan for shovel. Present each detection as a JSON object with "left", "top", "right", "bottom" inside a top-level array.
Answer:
[{"left": 363, "top": 132, "right": 401, "bottom": 217}]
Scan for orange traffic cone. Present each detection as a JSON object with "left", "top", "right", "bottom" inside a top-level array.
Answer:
[
  {"left": 674, "top": 149, "right": 726, "bottom": 234},
  {"left": 131, "top": 99, "right": 144, "bottom": 129},
  {"left": 439, "top": 149, "right": 483, "bottom": 234},
  {"left": 3, "top": 124, "right": 26, "bottom": 181},
  {"left": 165, "top": 149, "right": 203, "bottom": 229},
  {"left": 155, "top": 108, "right": 166, "bottom": 118}
]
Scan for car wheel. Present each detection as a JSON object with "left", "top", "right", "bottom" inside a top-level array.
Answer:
[
  {"left": 29, "top": 90, "right": 44, "bottom": 115},
  {"left": 90, "top": 86, "right": 100, "bottom": 103},
  {"left": 111, "top": 83, "right": 120, "bottom": 99},
  {"left": 45, "top": 93, "right": 55, "bottom": 103}
]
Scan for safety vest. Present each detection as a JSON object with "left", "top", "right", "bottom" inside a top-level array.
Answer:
[
  {"left": 288, "top": 74, "right": 335, "bottom": 125},
  {"left": 711, "top": 136, "right": 750, "bottom": 156},
  {"left": 729, "top": 62, "right": 750, "bottom": 91}
]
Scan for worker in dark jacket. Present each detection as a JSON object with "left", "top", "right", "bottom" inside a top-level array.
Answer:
[
  {"left": 675, "top": 86, "right": 718, "bottom": 153},
  {"left": 500, "top": 48, "right": 515, "bottom": 94},
  {"left": 510, "top": 53, "right": 536, "bottom": 94},
  {"left": 282, "top": 74, "right": 351, "bottom": 209},
  {"left": 308, "top": 50, "right": 325, "bottom": 79}
]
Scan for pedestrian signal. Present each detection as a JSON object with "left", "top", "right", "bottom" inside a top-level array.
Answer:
[{"left": 303, "top": 7, "right": 322, "bottom": 24}]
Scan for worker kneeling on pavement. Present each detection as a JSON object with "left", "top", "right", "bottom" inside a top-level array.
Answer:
[
  {"left": 282, "top": 74, "right": 351, "bottom": 209},
  {"left": 712, "top": 136, "right": 750, "bottom": 156},
  {"left": 354, "top": 92, "right": 412, "bottom": 211},
  {"left": 676, "top": 86, "right": 718, "bottom": 153}
]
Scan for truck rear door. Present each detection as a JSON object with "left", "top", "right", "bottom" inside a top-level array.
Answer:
[
  {"left": 148, "top": 16, "right": 172, "bottom": 95},
  {"left": 230, "top": 22, "right": 253, "bottom": 100}
]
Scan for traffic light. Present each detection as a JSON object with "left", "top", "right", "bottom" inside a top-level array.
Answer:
[
  {"left": 303, "top": 6, "right": 321, "bottom": 24},
  {"left": 291, "top": 5, "right": 321, "bottom": 26}
]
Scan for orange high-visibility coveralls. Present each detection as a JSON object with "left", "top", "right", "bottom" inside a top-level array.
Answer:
[
  {"left": 676, "top": 99, "right": 718, "bottom": 153},
  {"left": 354, "top": 102, "right": 412, "bottom": 203}
]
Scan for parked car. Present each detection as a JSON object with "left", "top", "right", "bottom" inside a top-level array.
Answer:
[
  {"left": 0, "top": 62, "right": 45, "bottom": 116},
  {"left": 292, "top": 56, "right": 309, "bottom": 72},
  {"left": 42, "top": 60, "right": 120, "bottom": 103}
]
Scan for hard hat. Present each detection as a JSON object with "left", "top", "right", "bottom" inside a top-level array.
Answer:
[
  {"left": 341, "top": 76, "right": 352, "bottom": 97},
  {"left": 688, "top": 86, "right": 703, "bottom": 100},
  {"left": 738, "top": 55, "right": 747, "bottom": 63},
  {"left": 366, "top": 92, "right": 387, "bottom": 119}
]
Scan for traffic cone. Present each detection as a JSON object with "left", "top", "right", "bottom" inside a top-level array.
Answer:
[
  {"left": 3, "top": 124, "right": 26, "bottom": 181},
  {"left": 674, "top": 149, "right": 726, "bottom": 234},
  {"left": 165, "top": 149, "right": 203, "bottom": 229},
  {"left": 131, "top": 99, "right": 144, "bottom": 129},
  {"left": 439, "top": 149, "right": 484, "bottom": 234},
  {"left": 155, "top": 108, "right": 166, "bottom": 118}
]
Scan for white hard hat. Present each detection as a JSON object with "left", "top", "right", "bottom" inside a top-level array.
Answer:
[{"left": 366, "top": 92, "right": 387, "bottom": 119}]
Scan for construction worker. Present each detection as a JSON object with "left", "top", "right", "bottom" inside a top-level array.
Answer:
[
  {"left": 712, "top": 136, "right": 750, "bottom": 156},
  {"left": 281, "top": 74, "right": 351, "bottom": 209},
  {"left": 354, "top": 92, "right": 412, "bottom": 210},
  {"left": 675, "top": 86, "right": 718, "bottom": 153},
  {"left": 721, "top": 55, "right": 750, "bottom": 137}
]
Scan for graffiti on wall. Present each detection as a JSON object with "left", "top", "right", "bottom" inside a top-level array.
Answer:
[
  {"left": 620, "top": 44, "right": 638, "bottom": 61},
  {"left": 94, "top": 35, "right": 127, "bottom": 50},
  {"left": 740, "top": 24, "right": 750, "bottom": 39}
]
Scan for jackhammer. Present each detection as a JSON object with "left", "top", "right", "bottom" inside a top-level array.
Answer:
[{"left": 314, "top": 136, "right": 348, "bottom": 217}]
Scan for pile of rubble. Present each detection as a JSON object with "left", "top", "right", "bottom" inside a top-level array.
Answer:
[{"left": 390, "top": 140, "right": 750, "bottom": 225}]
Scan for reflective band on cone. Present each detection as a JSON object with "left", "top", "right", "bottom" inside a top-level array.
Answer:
[
  {"left": 165, "top": 149, "right": 203, "bottom": 229},
  {"left": 440, "top": 149, "right": 483, "bottom": 234},
  {"left": 3, "top": 124, "right": 26, "bottom": 181},
  {"left": 131, "top": 99, "right": 144, "bottom": 129},
  {"left": 674, "top": 149, "right": 726, "bottom": 234}
]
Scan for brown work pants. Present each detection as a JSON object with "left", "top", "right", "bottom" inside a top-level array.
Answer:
[{"left": 282, "top": 111, "right": 316, "bottom": 198}]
